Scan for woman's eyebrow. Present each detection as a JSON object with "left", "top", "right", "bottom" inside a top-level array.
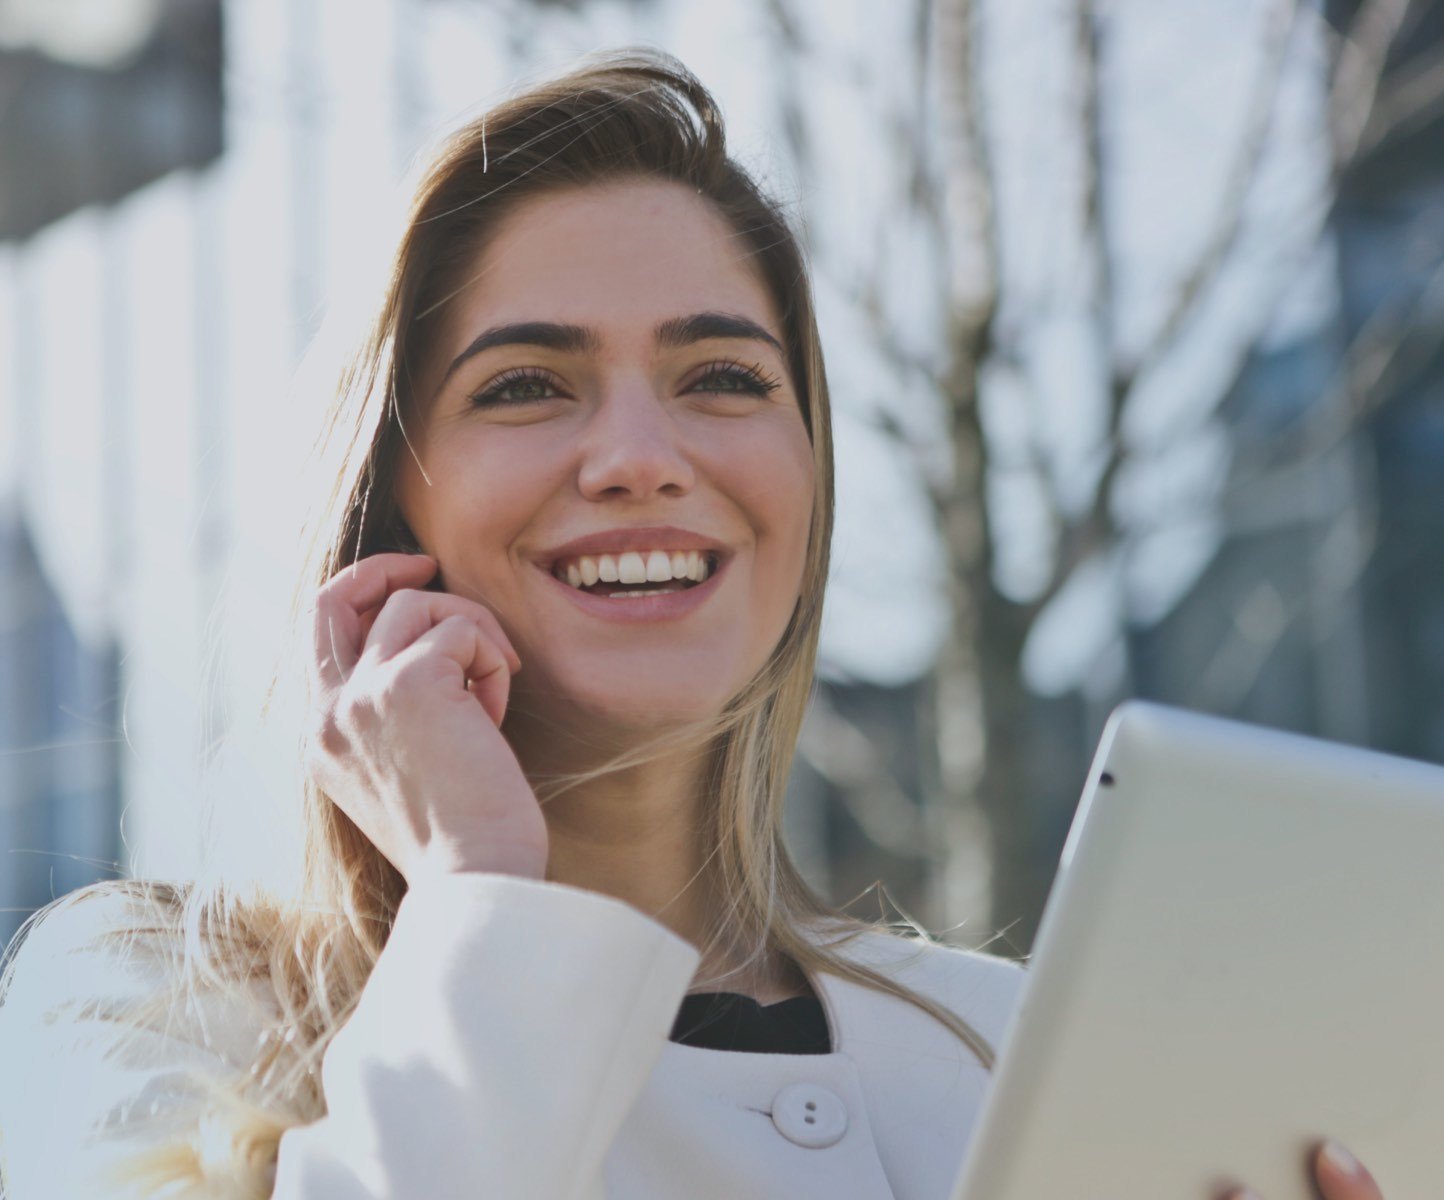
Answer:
[
  {"left": 440, "top": 311, "right": 784, "bottom": 387},
  {"left": 654, "top": 311, "right": 784, "bottom": 356}
]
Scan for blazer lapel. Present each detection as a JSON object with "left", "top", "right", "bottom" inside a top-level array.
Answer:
[
  {"left": 604, "top": 924, "right": 1024, "bottom": 1200},
  {"left": 814, "top": 928, "right": 1025, "bottom": 1200}
]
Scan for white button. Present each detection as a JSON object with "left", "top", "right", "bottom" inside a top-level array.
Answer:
[{"left": 770, "top": 1082, "right": 848, "bottom": 1149}]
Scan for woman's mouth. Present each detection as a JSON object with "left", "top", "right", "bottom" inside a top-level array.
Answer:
[
  {"left": 550, "top": 549, "right": 718, "bottom": 599},
  {"left": 538, "top": 548, "right": 727, "bottom": 622}
]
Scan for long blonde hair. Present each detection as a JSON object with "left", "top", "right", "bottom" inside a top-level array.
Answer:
[{"left": 1, "top": 47, "right": 1000, "bottom": 1198}]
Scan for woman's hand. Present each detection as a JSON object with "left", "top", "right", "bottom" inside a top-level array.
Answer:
[
  {"left": 1221, "top": 1138, "right": 1383, "bottom": 1200},
  {"left": 304, "top": 552, "right": 548, "bottom": 885}
]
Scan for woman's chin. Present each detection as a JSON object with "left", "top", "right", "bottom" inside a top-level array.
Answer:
[
  {"left": 508, "top": 674, "right": 736, "bottom": 744},
  {"left": 584, "top": 684, "right": 729, "bottom": 732}
]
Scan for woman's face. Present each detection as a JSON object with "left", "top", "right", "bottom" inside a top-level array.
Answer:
[{"left": 394, "top": 178, "right": 815, "bottom": 739}]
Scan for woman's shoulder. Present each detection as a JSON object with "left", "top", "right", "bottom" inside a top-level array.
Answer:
[
  {"left": 807, "top": 917, "right": 1029, "bottom": 1037},
  {"left": 0, "top": 879, "right": 288, "bottom": 1197},
  {"left": 0, "top": 876, "right": 281, "bottom": 1097},
  {"left": 0, "top": 878, "right": 190, "bottom": 1014},
  {"left": 810, "top": 915, "right": 1027, "bottom": 980},
  {"left": 4, "top": 875, "right": 190, "bottom": 942}
]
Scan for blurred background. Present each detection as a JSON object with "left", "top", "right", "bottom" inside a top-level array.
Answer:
[{"left": 2, "top": 0, "right": 1441, "bottom": 958}]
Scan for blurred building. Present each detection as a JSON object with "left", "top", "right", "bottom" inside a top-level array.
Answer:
[
  {"left": 4, "top": 0, "right": 1440, "bottom": 957},
  {"left": 820, "top": 0, "right": 1444, "bottom": 950},
  {"left": 1006, "top": 0, "right": 1444, "bottom": 947},
  {"left": 0, "top": 0, "right": 952, "bottom": 944},
  {"left": 0, "top": 0, "right": 223, "bottom": 946},
  {"left": 1340, "top": 1, "right": 1444, "bottom": 765},
  {"left": 1127, "top": 5, "right": 1444, "bottom": 774}
]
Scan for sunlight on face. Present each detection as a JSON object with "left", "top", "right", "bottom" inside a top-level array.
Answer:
[{"left": 394, "top": 178, "right": 815, "bottom": 740}]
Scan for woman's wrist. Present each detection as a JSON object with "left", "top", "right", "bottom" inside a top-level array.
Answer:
[{"left": 406, "top": 841, "right": 548, "bottom": 885}]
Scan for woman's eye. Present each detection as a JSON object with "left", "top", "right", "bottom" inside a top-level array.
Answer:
[
  {"left": 467, "top": 369, "right": 562, "bottom": 408},
  {"left": 466, "top": 361, "right": 782, "bottom": 409},
  {"left": 690, "top": 362, "right": 783, "bottom": 398}
]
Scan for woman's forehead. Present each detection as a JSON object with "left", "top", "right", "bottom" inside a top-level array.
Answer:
[{"left": 443, "top": 179, "right": 784, "bottom": 349}]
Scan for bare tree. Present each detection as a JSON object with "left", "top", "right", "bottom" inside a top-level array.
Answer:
[{"left": 923, "top": 0, "right": 1438, "bottom": 949}]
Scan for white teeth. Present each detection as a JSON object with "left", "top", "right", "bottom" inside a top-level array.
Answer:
[
  {"left": 554, "top": 549, "right": 717, "bottom": 590},
  {"left": 618, "top": 551, "right": 647, "bottom": 584}
]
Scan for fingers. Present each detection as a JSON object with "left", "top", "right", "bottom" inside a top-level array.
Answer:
[
  {"left": 310, "top": 555, "right": 523, "bottom": 704},
  {"left": 362, "top": 589, "right": 521, "bottom": 672},
  {"left": 311, "top": 554, "right": 439, "bottom": 692},
  {"left": 1216, "top": 1140, "right": 1384, "bottom": 1200},
  {"left": 394, "top": 614, "right": 514, "bottom": 727},
  {"left": 1312, "top": 1140, "right": 1383, "bottom": 1200}
]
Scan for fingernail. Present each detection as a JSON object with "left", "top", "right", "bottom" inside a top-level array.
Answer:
[{"left": 1320, "top": 1138, "right": 1362, "bottom": 1178}]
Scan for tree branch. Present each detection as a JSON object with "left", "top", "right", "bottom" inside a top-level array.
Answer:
[
  {"left": 795, "top": 691, "right": 931, "bottom": 858},
  {"left": 1353, "top": 38, "right": 1444, "bottom": 160},
  {"left": 935, "top": 0, "right": 1001, "bottom": 382},
  {"left": 1122, "top": 0, "right": 1304, "bottom": 391},
  {"left": 1328, "top": 0, "right": 1416, "bottom": 170}
]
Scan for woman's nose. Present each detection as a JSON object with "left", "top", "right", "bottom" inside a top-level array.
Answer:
[{"left": 575, "top": 385, "right": 696, "bottom": 501}]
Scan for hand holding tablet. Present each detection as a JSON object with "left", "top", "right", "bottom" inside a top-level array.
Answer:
[
  {"left": 950, "top": 702, "right": 1444, "bottom": 1200},
  {"left": 1220, "top": 1139, "right": 1384, "bottom": 1200}
]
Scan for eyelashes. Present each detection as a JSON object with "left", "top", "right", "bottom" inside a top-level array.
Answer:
[
  {"left": 466, "top": 367, "right": 559, "bottom": 408},
  {"left": 693, "top": 358, "right": 785, "bottom": 398},
  {"left": 465, "top": 359, "right": 784, "bottom": 409}
]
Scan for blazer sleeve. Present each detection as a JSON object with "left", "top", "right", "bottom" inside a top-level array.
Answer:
[
  {"left": 0, "top": 874, "right": 701, "bottom": 1200},
  {"left": 271, "top": 872, "right": 702, "bottom": 1200}
]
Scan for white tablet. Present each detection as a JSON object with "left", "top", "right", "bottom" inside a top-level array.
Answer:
[{"left": 950, "top": 701, "right": 1444, "bottom": 1200}]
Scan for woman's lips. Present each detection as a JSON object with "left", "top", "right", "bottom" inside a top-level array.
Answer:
[{"left": 535, "top": 554, "right": 728, "bottom": 622}]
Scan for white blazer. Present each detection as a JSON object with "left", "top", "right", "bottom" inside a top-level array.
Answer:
[{"left": 0, "top": 873, "right": 1025, "bottom": 1199}]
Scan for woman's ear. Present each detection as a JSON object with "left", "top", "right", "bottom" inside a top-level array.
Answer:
[
  {"left": 393, "top": 522, "right": 447, "bottom": 592},
  {"left": 385, "top": 517, "right": 424, "bottom": 556}
]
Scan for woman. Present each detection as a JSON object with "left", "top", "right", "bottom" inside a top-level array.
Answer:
[{"left": 0, "top": 49, "right": 1382, "bottom": 1200}]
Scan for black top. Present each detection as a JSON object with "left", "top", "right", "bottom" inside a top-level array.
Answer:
[{"left": 669, "top": 991, "right": 832, "bottom": 1054}]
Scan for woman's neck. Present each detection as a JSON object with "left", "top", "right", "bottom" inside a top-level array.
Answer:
[
  {"left": 509, "top": 728, "right": 806, "bottom": 1004},
  {"left": 514, "top": 730, "right": 718, "bottom": 946}
]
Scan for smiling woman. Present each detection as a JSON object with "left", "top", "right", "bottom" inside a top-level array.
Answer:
[
  {"left": 0, "top": 47, "right": 1025, "bottom": 1200},
  {"left": 393, "top": 177, "right": 815, "bottom": 747}
]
